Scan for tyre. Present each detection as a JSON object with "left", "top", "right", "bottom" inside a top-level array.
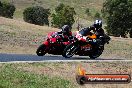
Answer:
[
  {"left": 62, "top": 43, "right": 78, "bottom": 58},
  {"left": 36, "top": 44, "right": 47, "bottom": 56},
  {"left": 89, "top": 46, "right": 104, "bottom": 59}
]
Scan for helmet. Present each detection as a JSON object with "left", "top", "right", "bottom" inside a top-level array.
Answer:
[
  {"left": 93, "top": 20, "right": 102, "bottom": 29},
  {"left": 61, "top": 25, "right": 71, "bottom": 34}
]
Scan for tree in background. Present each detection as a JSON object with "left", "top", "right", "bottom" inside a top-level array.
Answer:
[
  {"left": 23, "top": 6, "right": 50, "bottom": 26},
  {"left": 102, "top": 0, "right": 132, "bottom": 38},
  {"left": 0, "top": 1, "right": 16, "bottom": 18},
  {"left": 51, "top": 3, "right": 76, "bottom": 28}
]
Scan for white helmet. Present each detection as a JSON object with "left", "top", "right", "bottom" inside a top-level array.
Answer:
[{"left": 94, "top": 20, "right": 102, "bottom": 29}]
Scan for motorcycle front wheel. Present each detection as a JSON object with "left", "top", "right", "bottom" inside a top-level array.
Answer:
[
  {"left": 36, "top": 44, "right": 47, "bottom": 56},
  {"left": 62, "top": 43, "right": 78, "bottom": 58}
]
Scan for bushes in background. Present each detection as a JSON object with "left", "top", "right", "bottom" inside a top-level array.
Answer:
[
  {"left": 23, "top": 6, "right": 50, "bottom": 26},
  {"left": 0, "top": 1, "right": 16, "bottom": 18},
  {"left": 51, "top": 3, "right": 76, "bottom": 28}
]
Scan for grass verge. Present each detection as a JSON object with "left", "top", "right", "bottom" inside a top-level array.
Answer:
[
  {"left": 0, "top": 62, "right": 132, "bottom": 88},
  {"left": 0, "top": 63, "right": 74, "bottom": 88}
]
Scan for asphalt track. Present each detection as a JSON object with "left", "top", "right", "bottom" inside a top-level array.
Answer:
[{"left": 0, "top": 53, "right": 131, "bottom": 63}]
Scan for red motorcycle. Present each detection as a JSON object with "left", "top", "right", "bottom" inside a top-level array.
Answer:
[
  {"left": 62, "top": 29, "right": 110, "bottom": 59},
  {"left": 36, "top": 31, "right": 72, "bottom": 56}
]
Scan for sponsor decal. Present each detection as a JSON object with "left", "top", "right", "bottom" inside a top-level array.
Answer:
[{"left": 76, "top": 65, "right": 131, "bottom": 85}]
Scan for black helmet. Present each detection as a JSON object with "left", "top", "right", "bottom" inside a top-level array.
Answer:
[
  {"left": 61, "top": 25, "right": 71, "bottom": 34},
  {"left": 93, "top": 20, "right": 102, "bottom": 29}
]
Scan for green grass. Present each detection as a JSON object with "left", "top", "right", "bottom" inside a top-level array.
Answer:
[{"left": 0, "top": 64, "right": 74, "bottom": 88}]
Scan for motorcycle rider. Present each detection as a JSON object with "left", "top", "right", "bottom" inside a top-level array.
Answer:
[
  {"left": 89, "top": 19, "right": 104, "bottom": 37},
  {"left": 80, "top": 19, "right": 105, "bottom": 45},
  {"left": 55, "top": 25, "right": 73, "bottom": 42},
  {"left": 89, "top": 19, "right": 110, "bottom": 44}
]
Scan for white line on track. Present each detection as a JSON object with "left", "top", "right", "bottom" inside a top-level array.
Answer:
[{"left": 0, "top": 60, "right": 132, "bottom": 63}]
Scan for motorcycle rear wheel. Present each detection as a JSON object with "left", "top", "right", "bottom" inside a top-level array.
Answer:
[{"left": 36, "top": 44, "right": 47, "bottom": 56}]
